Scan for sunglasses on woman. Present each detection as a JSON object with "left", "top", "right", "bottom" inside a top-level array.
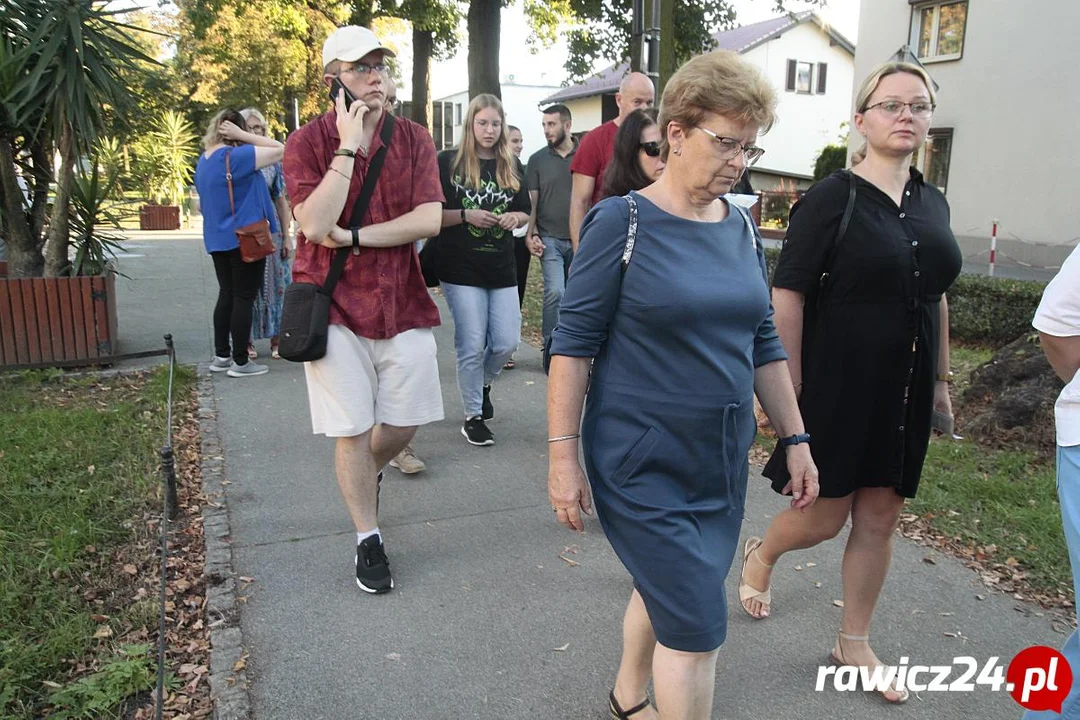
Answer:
[{"left": 639, "top": 141, "right": 661, "bottom": 157}]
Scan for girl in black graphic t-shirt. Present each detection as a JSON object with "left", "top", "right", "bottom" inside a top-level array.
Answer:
[{"left": 435, "top": 94, "right": 531, "bottom": 446}]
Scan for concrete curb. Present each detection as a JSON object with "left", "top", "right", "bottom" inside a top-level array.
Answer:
[{"left": 197, "top": 367, "right": 253, "bottom": 720}]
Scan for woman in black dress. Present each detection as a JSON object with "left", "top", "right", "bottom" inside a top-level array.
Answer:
[{"left": 742, "top": 62, "right": 962, "bottom": 703}]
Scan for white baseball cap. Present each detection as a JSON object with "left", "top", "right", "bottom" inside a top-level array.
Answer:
[{"left": 321, "top": 26, "right": 395, "bottom": 69}]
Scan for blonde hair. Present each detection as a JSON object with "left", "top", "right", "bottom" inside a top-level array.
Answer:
[
  {"left": 452, "top": 94, "right": 520, "bottom": 192},
  {"left": 852, "top": 61, "right": 936, "bottom": 161},
  {"left": 854, "top": 61, "right": 936, "bottom": 114},
  {"left": 657, "top": 50, "right": 778, "bottom": 160}
]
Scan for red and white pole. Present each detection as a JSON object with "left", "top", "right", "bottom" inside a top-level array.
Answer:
[{"left": 989, "top": 219, "right": 998, "bottom": 277}]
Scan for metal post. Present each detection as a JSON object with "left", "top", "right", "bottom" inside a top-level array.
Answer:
[
  {"left": 160, "top": 446, "right": 179, "bottom": 521},
  {"left": 631, "top": 0, "right": 645, "bottom": 72},
  {"left": 989, "top": 219, "right": 998, "bottom": 277},
  {"left": 646, "top": 0, "right": 661, "bottom": 85}
]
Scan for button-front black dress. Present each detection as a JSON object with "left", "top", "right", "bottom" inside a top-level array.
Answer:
[{"left": 764, "top": 169, "right": 962, "bottom": 498}]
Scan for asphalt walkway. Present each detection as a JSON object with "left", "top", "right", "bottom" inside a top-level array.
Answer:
[{"left": 116, "top": 233, "right": 1067, "bottom": 719}]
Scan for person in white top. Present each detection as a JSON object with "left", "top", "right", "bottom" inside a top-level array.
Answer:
[{"left": 1028, "top": 242, "right": 1080, "bottom": 720}]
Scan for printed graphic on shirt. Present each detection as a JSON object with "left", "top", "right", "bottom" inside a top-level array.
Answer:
[{"left": 452, "top": 174, "right": 513, "bottom": 243}]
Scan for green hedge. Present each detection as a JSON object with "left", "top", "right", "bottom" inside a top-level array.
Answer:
[{"left": 762, "top": 248, "right": 1046, "bottom": 347}]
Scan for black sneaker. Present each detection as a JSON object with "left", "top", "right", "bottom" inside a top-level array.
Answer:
[
  {"left": 461, "top": 416, "right": 494, "bottom": 446},
  {"left": 482, "top": 385, "right": 494, "bottom": 420},
  {"left": 355, "top": 534, "right": 393, "bottom": 594}
]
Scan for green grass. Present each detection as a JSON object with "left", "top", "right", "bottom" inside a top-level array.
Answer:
[
  {"left": 521, "top": 255, "right": 544, "bottom": 346},
  {"left": 910, "top": 438, "right": 1065, "bottom": 594},
  {"left": 0, "top": 366, "right": 194, "bottom": 718}
]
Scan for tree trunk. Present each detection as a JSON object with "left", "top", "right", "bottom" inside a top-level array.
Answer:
[
  {"left": 0, "top": 138, "right": 44, "bottom": 277},
  {"left": 467, "top": 0, "right": 501, "bottom": 99},
  {"left": 29, "top": 139, "right": 51, "bottom": 245},
  {"left": 44, "top": 123, "right": 74, "bottom": 278},
  {"left": 411, "top": 27, "right": 434, "bottom": 132}
]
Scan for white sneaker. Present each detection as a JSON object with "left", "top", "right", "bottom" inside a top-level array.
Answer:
[
  {"left": 227, "top": 360, "right": 268, "bottom": 377},
  {"left": 209, "top": 356, "right": 232, "bottom": 372}
]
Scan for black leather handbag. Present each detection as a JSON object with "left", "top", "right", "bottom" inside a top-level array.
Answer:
[{"left": 277, "top": 114, "right": 395, "bottom": 362}]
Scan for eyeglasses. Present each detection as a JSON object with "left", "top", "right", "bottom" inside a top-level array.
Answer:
[
  {"left": 639, "top": 141, "right": 661, "bottom": 157},
  {"left": 339, "top": 62, "right": 388, "bottom": 77},
  {"left": 863, "top": 100, "right": 935, "bottom": 118},
  {"left": 696, "top": 127, "right": 765, "bottom": 166}
]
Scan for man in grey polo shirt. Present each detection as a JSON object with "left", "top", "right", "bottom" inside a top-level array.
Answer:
[{"left": 525, "top": 104, "right": 577, "bottom": 346}]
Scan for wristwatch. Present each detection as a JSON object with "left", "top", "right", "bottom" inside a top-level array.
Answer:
[
  {"left": 351, "top": 226, "right": 360, "bottom": 256},
  {"left": 937, "top": 371, "right": 954, "bottom": 383},
  {"left": 460, "top": 208, "right": 467, "bottom": 224},
  {"left": 780, "top": 433, "right": 811, "bottom": 447}
]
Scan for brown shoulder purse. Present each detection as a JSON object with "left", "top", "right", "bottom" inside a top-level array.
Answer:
[{"left": 226, "top": 150, "right": 276, "bottom": 263}]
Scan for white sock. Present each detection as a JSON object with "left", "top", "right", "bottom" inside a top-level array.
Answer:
[{"left": 357, "top": 528, "right": 380, "bottom": 545}]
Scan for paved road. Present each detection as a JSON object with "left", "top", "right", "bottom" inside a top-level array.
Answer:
[{"left": 116, "top": 233, "right": 1068, "bottom": 719}]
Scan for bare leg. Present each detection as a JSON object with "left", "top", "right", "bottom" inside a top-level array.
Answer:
[
  {"left": 333, "top": 425, "right": 417, "bottom": 532},
  {"left": 612, "top": 589, "right": 659, "bottom": 719},
  {"left": 741, "top": 496, "right": 853, "bottom": 618},
  {"left": 335, "top": 431, "right": 380, "bottom": 533},
  {"left": 370, "top": 424, "right": 418, "bottom": 470},
  {"left": 833, "top": 486, "right": 907, "bottom": 702},
  {"left": 652, "top": 644, "right": 720, "bottom": 720}
]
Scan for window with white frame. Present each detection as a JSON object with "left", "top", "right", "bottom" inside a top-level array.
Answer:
[
  {"left": 785, "top": 60, "right": 828, "bottom": 95},
  {"left": 912, "top": 1, "right": 967, "bottom": 62},
  {"left": 912, "top": 128, "right": 953, "bottom": 194}
]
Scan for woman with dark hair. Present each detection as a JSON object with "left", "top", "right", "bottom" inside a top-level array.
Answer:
[
  {"left": 600, "top": 108, "right": 665, "bottom": 199},
  {"left": 194, "top": 108, "right": 284, "bottom": 377}
]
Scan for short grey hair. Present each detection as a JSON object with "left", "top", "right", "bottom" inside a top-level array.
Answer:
[{"left": 240, "top": 108, "right": 267, "bottom": 126}]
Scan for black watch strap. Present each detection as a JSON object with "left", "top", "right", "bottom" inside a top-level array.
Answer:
[
  {"left": 351, "top": 226, "right": 360, "bottom": 256},
  {"left": 780, "top": 433, "right": 811, "bottom": 447}
]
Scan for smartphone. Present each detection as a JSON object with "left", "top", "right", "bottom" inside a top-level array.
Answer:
[{"left": 328, "top": 77, "right": 358, "bottom": 107}]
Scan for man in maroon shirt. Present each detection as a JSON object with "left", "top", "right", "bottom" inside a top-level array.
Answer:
[
  {"left": 567, "top": 72, "right": 654, "bottom": 252},
  {"left": 283, "top": 25, "right": 444, "bottom": 595}
]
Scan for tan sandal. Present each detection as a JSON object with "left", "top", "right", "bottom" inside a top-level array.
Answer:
[
  {"left": 738, "top": 536, "right": 773, "bottom": 619},
  {"left": 830, "top": 631, "right": 909, "bottom": 704}
]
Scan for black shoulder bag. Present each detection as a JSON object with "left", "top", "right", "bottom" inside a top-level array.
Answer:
[
  {"left": 542, "top": 194, "right": 639, "bottom": 375},
  {"left": 277, "top": 113, "right": 395, "bottom": 362}
]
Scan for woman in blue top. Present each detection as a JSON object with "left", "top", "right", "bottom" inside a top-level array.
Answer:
[
  {"left": 546, "top": 51, "right": 820, "bottom": 719},
  {"left": 193, "top": 109, "right": 284, "bottom": 377}
]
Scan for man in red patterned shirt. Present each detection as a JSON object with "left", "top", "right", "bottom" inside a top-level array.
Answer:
[{"left": 283, "top": 25, "right": 444, "bottom": 595}]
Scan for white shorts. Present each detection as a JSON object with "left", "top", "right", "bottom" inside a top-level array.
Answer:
[{"left": 304, "top": 324, "right": 444, "bottom": 437}]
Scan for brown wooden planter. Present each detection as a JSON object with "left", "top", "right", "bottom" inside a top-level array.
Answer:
[
  {"left": 139, "top": 204, "right": 180, "bottom": 231},
  {"left": 0, "top": 265, "right": 119, "bottom": 368}
]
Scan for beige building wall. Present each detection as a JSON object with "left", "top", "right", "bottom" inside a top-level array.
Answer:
[
  {"left": 562, "top": 96, "right": 604, "bottom": 134},
  {"left": 855, "top": 0, "right": 1080, "bottom": 265}
]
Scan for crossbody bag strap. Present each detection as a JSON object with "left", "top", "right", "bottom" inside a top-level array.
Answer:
[
  {"left": 225, "top": 150, "right": 236, "bottom": 217},
  {"left": 621, "top": 193, "right": 638, "bottom": 275},
  {"left": 817, "top": 169, "right": 857, "bottom": 298},
  {"left": 322, "top": 113, "right": 397, "bottom": 295}
]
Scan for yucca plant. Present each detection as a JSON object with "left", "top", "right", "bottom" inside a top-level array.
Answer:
[
  {"left": 0, "top": 0, "right": 153, "bottom": 278},
  {"left": 68, "top": 160, "right": 127, "bottom": 277},
  {"left": 131, "top": 110, "right": 198, "bottom": 212}
]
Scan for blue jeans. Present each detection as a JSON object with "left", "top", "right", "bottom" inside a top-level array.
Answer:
[
  {"left": 1025, "top": 444, "right": 1080, "bottom": 719},
  {"left": 441, "top": 282, "right": 521, "bottom": 418},
  {"left": 541, "top": 236, "right": 574, "bottom": 343}
]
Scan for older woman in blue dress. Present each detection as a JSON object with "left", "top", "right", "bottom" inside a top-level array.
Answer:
[{"left": 547, "top": 51, "right": 819, "bottom": 719}]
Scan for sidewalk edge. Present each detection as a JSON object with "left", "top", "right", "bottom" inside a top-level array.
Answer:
[{"left": 197, "top": 368, "right": 253, "bottom": 720}]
